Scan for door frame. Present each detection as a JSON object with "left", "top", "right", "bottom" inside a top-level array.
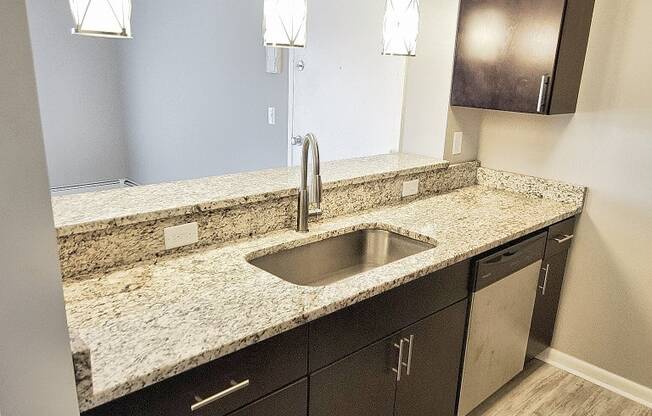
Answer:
[{"left": 287, "top": 48, "right": 297, "bottom": 167}]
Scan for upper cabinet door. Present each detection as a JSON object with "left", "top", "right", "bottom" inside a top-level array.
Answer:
[{"left": 451, "top": 0, "right": 595, "bottom": 115}]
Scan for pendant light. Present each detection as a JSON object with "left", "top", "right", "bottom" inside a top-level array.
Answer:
[
  {"left": 382, "top": 0, "right": 420, "bottom": 56},
  {"left": 263, "top": 0, "right": 307, "bottom": 48},
  {"left": 70, "top": 0, "right": 132, "bottom": 39}
]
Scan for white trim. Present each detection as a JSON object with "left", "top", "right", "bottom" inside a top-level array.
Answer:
[
  {"left": 50, "top": 178, "right": 139, "bottom": 195},
  {"left": 286, "top": 48, "right": 296, "bottom": 167},
  {"left": 538, "top": 348, "right": 652, "bottom": 409}
]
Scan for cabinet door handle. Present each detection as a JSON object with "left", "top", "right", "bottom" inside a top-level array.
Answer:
[
  {"left": 392, "top": 339, "right": 407, "bottom": 381},
  {"left": 537, "top": 75, "right": 551, "bottom": 113},
  {"left": 191, "top": 379, "right": 250, "bottom": 412},
  {"left": 405, "top": 335, "right": 415, "bottom": 376},
  {"left": 553, "top": 234, "right": 574, "bottom": 244},
  {"left": 539, "top": 264, "right": 550, "bottom": 296}
]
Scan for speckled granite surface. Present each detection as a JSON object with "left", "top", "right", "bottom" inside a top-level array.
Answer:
[
  {"left": 64, "top": 183, "right": 584, "bottom": 411},
  {"left": 52, "top": 154, "right": 449, "bottom": 236},
  {"left": 57, "top": 161, "right": 477, "bottom": 280},
  {"left": 477, "top": 167, "right": 586, "bottom": 206},
  {"left": 69, "top": 329, "right": 93, "bottom": 404}
]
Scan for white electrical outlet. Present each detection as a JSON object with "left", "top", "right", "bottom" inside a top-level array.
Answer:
[
  {"left": 453, "top": 132, "right": 464, "bottom": 155},
  {"left": 164, "top": 222, "right": 199, "bottom": 250},
  {"left": 268, "top": 107, "right": 276, "bottom": 125},
  {"left": 402, "top": 179, "right": 420, "bottom": 198}
]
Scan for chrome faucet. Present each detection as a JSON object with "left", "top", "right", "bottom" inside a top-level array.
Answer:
[{"left": 297, "top": 133, "right": 322, "bottom": 232}]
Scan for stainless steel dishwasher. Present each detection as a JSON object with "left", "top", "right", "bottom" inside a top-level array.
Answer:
[{"left": 458, "top": 232, "right": 547, "bottom": 416}]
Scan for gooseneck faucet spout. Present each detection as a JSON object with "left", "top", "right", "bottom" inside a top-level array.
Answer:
[{"left": 297, "top": 133, "right": 322, "bottom": 232}]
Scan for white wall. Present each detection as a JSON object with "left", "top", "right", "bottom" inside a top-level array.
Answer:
[
  {"left": 400, "top": 0, "right": 461, "bottom": 160},
  {"left": 0, "top": 1, "right": 80, "bottom": 414},
  {"left": 120, "top": 0, "right": 289, "bottom": 185},
  {"left": 290, "top": 0, "right": 405, "bottom": 164},
  {"left": 26, "top": 0, "right": 128, "bottom": 188},
  {"left": 473, "top": 0, "right": 652, "bottom": 388}
]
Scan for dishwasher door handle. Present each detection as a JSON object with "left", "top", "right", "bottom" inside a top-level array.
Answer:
[{"left": 480, "top": 249, "right": 531, "bottom": 268}]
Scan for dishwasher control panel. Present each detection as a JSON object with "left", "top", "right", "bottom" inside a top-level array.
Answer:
[{"left": 474, "top": 232, "right": 547, "bottom": 292}]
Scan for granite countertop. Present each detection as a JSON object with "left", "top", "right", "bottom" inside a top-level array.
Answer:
[
  {"left": 52, "top": 154, "right": 449, "bottom": 236},
  {"left": 64, "top": 183, "right": 584, "bottom": 411}
]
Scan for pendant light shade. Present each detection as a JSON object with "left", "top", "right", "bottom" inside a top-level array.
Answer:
[
  {"left": 70, "top": 0, "right": 132, "bottom": 39},
  {"left": 383, "top": 0, "right": 420, "bottom": 56},
  {"left": 263, "top": 0, "right": 307, "bottom": 48}
]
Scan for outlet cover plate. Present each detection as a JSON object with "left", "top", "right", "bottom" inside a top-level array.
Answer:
[
  {"left": 268, "top": 107, "right": 276, "bottom": 125},
  {"left": 453, "top": 132, "right": 463, "bottom": 155},
  {"left": 402, "top": 179, "right": 420, "bottom": 198},
  {"left": 164, "top": 222, "right": 199, "bottom": 250}
]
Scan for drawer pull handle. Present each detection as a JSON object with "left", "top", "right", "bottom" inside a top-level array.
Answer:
[
  {"left": 191, "top": 379, "right": 250, "bottom": 412},
  {"left": 392, "top": 339, "right": 407, "bottom": 381},
  {"left": 553, "top": 234, "right": 574, "bottom": 244},
  {"left": 405, "top": 335, "right": 415, "bottom": 376},
  {"left": 537, "top": 75, "right": 551, "bottom": 113},
  {"left": 539, "top": 264, "right": 550, "bottom": 296}
]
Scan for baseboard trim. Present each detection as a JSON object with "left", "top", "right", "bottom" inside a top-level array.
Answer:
[
  {"left": 537, "top": 348, "right": 652, "bottom": 409},
  {"left": 50, "top": 178, "right": 139, "bottom": 194}
]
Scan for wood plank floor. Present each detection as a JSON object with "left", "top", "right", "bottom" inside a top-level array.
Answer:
[{"left": 468, "top": 360, "right": 652, "bottom": 416}]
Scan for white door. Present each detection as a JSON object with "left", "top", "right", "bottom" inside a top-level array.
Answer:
[{"left": 288, "top": 0, "right": 407, "bottom": 166}]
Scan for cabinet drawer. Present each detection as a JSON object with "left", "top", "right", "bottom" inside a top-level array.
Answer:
[
  {"left": 545, "top": 217, "right": 576, "bottom": 258},
  {"left": 308, "top": 261, "right": 470, "bottom": 371},
  {"left": 84, "top": 326, "right": 308, "bottom": 416},
  {"left": 227, "top": 379, "right": 307, "bottom": 416}
]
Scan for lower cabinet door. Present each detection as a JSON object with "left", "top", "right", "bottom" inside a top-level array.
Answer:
[
  {"left": 309, "top": 334, "right": 398, "bottom": 416},
  {"left": 394, "top": 300, "right": 468, "bottom": 416},
  {"left": 227, "top": 379, "right": 307, "bottom": 416},
  {"left": 526, "top": 249, "right": 569, "bottom": 361}
]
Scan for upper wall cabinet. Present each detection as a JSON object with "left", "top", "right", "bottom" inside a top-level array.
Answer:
[{"left": 450, "top": 0, "right": 595, "bottom": 115}]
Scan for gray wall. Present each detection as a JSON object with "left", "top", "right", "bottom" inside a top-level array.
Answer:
[
  {"left": 26, "top": 0, "right": 128, "bottom": 188},
  {"left": 121, "top": 0, "right": 289, "bottom": 184},
  {"left": 0, "top": 1, "right": 80, "bottom": 414},
  {"left": 467, "top": 0, "right": 652, "bottom": 388},
  {"left": 26, "top": 0, "right": 288, "bottom": 187}
]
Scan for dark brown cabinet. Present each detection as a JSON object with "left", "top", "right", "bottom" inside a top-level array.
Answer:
[
  {"left": 310, "top": 300, "right": 469, "bottom": 416},
  {"left": 451, "top": 0, "right": 595, "bottom": 114},
  {"left": 527, "top": 217, "right": 576, "bottom": 361},
  {"left": 227, "top": 379, "right": 308, "bottom": 416},
  {"left": 394, "top": 300, "right": 468, "bottom": 416},
  {"left": 309, "top": 334, "right": 398, "bottom": 416},
  {"left": 308, "top": 261, "right": 470, "bottom": 372}
]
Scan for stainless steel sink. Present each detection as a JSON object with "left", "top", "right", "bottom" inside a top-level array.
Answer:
[{"left": 248, "top": 229, "right": 435, "bottom": 287}]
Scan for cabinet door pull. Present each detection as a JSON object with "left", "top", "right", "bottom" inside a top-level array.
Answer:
[
  {"left": 392, "top": 339, "right": 407, "bottom": 381},
  {"left": 191, "top": 379, "right": 250, "bottom": 412},
  {"left": 537, "top": 75, "right": 551, "bottom": 113},
  {"left": 539, "top": 264, "right": 550, "bottom": 296},
  {"left": 405, "top": 335, "right": 415, "bottom": 376},
  {"left": 553, "top": 234, "right": 574, "bottom": 244}
]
